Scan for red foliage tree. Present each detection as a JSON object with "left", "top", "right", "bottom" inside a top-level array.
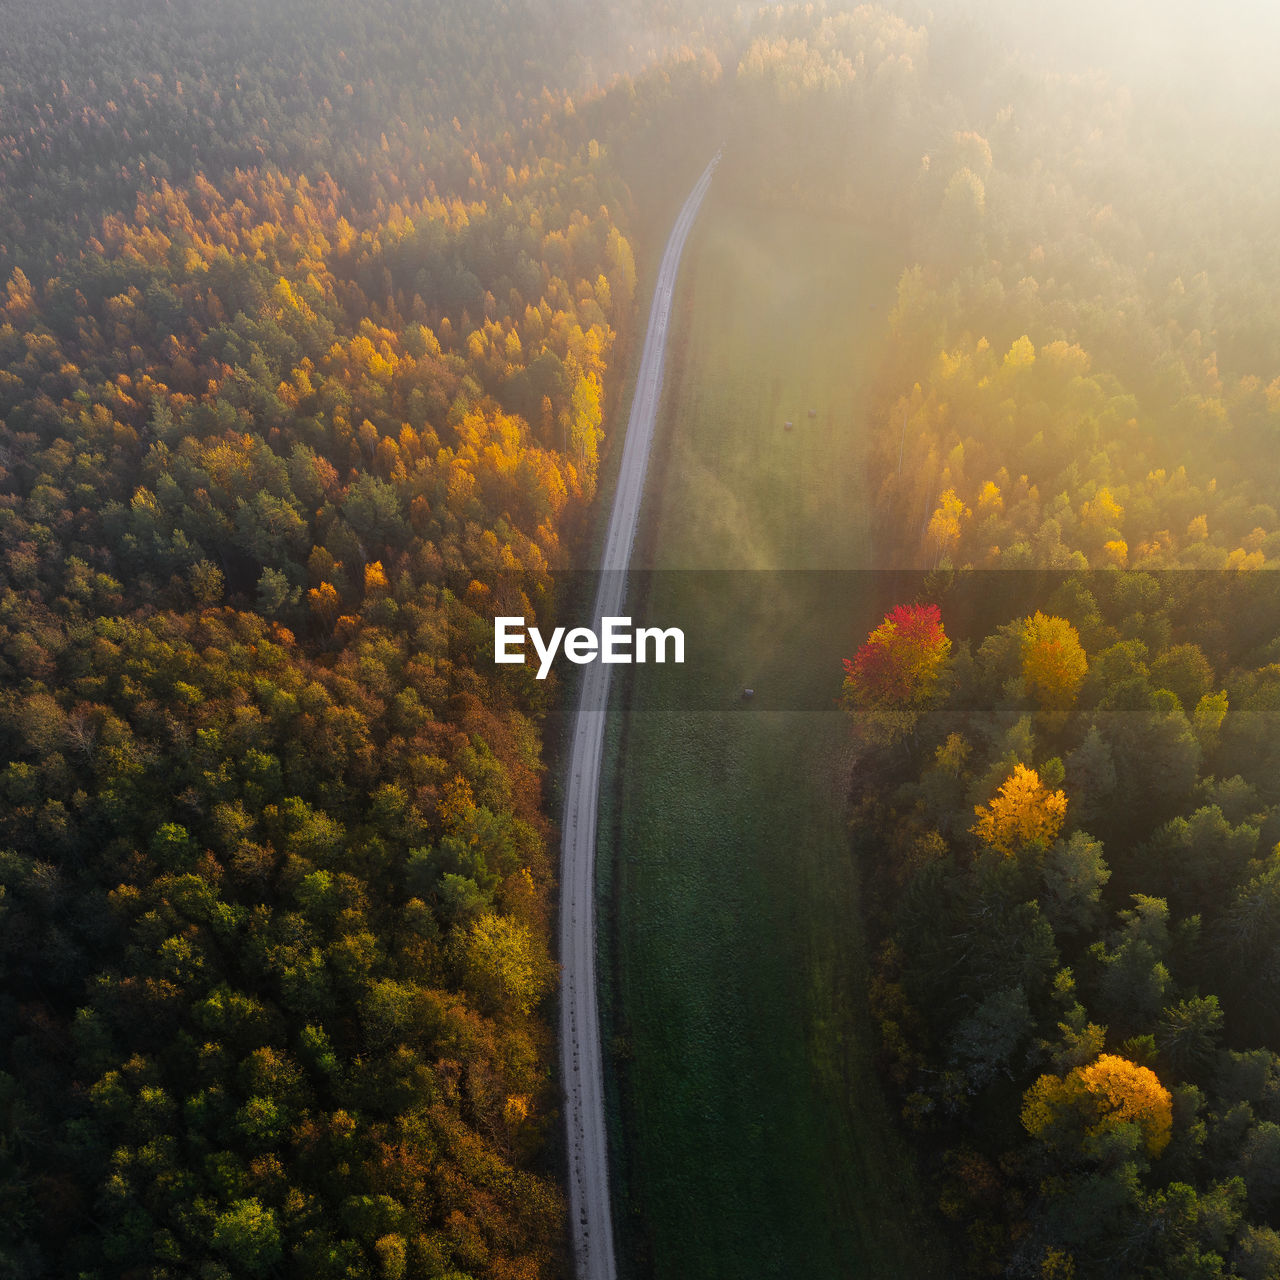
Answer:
[{"left": 842, "top": 603, "right": 951, "bottom": 743}]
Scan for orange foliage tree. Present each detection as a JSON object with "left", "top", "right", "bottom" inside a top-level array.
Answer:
[
  {"left": 1022, "top": 1054, "right": 1173, "bottom": 1158},
  {"left": 971, "top": 763, "right": 1068, "bottom": 854}
]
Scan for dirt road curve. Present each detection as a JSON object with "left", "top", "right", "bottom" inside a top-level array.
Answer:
[{"left": 560, "top": 153, "right": 719, "bottom": 1280}]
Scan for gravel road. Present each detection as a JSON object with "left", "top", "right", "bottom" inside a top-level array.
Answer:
[{"left": 560, "top": 152, "right": 719, "bottom": 1280}]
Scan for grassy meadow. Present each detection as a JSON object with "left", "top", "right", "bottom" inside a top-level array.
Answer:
[{"left": 597, "top": 192, "right": 947, "bottom": 1277}]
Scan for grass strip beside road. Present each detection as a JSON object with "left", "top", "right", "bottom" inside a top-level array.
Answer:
[{"left": 598, "top": 193, "right": 947, "bottom": 1278}]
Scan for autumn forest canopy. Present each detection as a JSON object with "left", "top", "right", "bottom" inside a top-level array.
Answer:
[{"left": 3, "top": 0, "right": 1280, "bottom": 1278}]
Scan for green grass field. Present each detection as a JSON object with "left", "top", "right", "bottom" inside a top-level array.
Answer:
[{"left": 597, "top": 192, "right": 948, "bottom": 1278}]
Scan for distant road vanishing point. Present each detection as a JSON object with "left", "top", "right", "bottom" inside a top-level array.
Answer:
[{"left": 559, "top": 152, "right": 719, "bottom": 1280}]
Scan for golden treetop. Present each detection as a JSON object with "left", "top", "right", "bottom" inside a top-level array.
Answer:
[{"left": 972, "top": 762, "right": 1068, "bottom": 854}]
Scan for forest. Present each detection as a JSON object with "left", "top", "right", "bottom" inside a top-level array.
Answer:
[
  {"left": 815, "top": 9, "right": 1280, "bottom": 1278},
  {"left": 0, "top": 1, "right": 681, "bottom": 1275},
  {"left": 5, "top": 0, "right": 1280, "bottom": 1277}
]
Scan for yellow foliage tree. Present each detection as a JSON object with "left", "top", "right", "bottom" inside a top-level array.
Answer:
[
  {"left": 567, "top": 371, "right": 603, "bottom": 496},
  {"left": 927, "top": 487, "right": 970, "bottom": 562},
  {"left": 461, "top": 913, "right": 552, "bottom": 1017},
  {"left": 307, "top": 581, "right": 340, "bottom": 627},
  {"left": 1227, "top": 547, "right": 1265, "bottom": 570},
  {"left": 1004, "top": 334, "right": 1036, "bottom": 369},
  {"left": 1082, "top": 486, "right": 1124, "bottom": 528},
  {"left": 1039, "top": 1248, "right": 1076, "bottom": 1280},
  {"left": 1021, "top": 612, "right": 1087, "bottom": 729},
  {"left": 972, "top": 763, "right": 1067, "bottom": 853},
  {"left": 1022, "top": 1054, "right": 1172, "bottom": 1157},
  {"left": 4, "top": 267, "right": 36, "bottom": 320},
  {"left": 439, "top": 774, "right": 477, "bottom": 833},
  {"left": 605, "top": 226, "right": 637, "bottom": 310},
  {"left": 1102, "top": 539, "right": 1128, "bottom": 567}
]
